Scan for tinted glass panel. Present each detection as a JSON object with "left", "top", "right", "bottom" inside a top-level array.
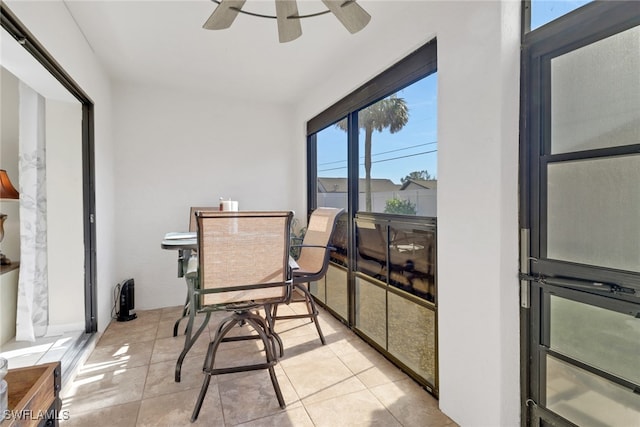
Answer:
[
  {"left": 329, "top": 211, "right": 348, "bottom": 267},
  {"left": 389, "top": 224, "right": 436, "bottom": 302},
  {"left": 309, "top": 278, "right": 325, "bottom": 304},
  {"left": 546, "top": 355, "right": 640, "bottom": 426},
  {"left": 355, "top": 74, "right": 438, "bottom": 215},
  {"left": 551, "top": 25, "right": 640, "bottom": 154},
  {"left": 326, "top": 264, "right": 348, "bottom": 320},
  {"left": 388, "top": 292, "right": 436, "bottom": 386},
  {"left": 355, "top": 276, "right": 386, "bottom": 347},
  {"left": 546, "top": 155, "right": 640, "bottom": 272},
  {"left": 550, "top": 295, "right": 640, "bottom": 385},
  {"left": 356, "top": 220, "right": 387, "bottom": 282}
]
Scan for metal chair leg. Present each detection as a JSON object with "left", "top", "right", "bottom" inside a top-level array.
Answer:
[
  {"left": 173, "top": 293, "right": 191, "bottom": 337},
  {"left": 191, "top": 310, "right": 286, "bottom": 422},
  {"left": 299, "top": 285, "right": 326, "bottom": 345},
  {"left": 175, "top": 311, "right": 211, "bottom": 382}
]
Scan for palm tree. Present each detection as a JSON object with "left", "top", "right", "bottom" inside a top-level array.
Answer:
[{"left": 336, "top": 95, "right": 409, "bottom": 211}]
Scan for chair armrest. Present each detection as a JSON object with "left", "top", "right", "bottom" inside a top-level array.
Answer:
[
  {"left": 185, "top": 256, "right": 198, "bottom": 279},
  {"left": 290, "top": 244, "right": 336, "bottom": 252}
]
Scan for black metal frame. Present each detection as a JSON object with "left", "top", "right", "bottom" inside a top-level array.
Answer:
[
  {"left": 1, "top": 4, "right": 98, "bottom": 333},
  {"left": 520, "top": 1, "right": 640, "bottom": 425},
  {"left": 305, "top": 37, "right": 439, "bottom": 394}
]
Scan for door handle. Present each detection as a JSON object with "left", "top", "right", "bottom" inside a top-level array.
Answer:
[{"left": 519, "top": 273, "right": 637, "bottom": 296}]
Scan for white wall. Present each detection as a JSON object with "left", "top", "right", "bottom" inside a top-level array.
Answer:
[
  {"left": 46, "top": 99, "right": 85, "bottom": 331},
  {"left": 7, "top": 0, "right": 116, "bottom": 332},
  {"left": 295, "top": 1, "right": 521, "bottom": 425},
  {"left": 111, "top": 82, "right": 302, "bottom": 309}
]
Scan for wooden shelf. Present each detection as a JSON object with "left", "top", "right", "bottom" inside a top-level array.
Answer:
[
  {"left": 0, "top": 262, "right": 19, "bottom": 275},
  {"left": 4, "top": 362, "right": 61, "bottom": 427}
]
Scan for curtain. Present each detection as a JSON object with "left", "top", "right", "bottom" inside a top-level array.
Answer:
[{"left": 15, "top": 82, "right": 48, "bottom": 342}]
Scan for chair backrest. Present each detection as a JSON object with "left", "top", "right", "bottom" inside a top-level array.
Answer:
[
  {"left": 189, "top": 206, "right": 219, "bottom": 232},
  {"left": 195, "top": 210, "right": 293, "bottom": 306},
  {"left": 295, "top": 207, "right": 344, "bottom": 280}
]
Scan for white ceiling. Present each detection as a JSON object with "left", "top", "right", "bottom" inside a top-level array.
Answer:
[{"left": 60, "top": 0, "right": 432, "bottom": 105}]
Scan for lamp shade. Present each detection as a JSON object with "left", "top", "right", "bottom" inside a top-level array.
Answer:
[{"left": 0, "top": 170, "right": 19, "bottom": 199}]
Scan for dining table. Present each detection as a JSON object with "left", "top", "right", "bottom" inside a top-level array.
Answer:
[{"left": 161, "top": 230, "right": 299, "bottom": 382}]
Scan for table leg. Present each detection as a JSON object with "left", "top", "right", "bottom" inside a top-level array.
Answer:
[{"left": 172, "top": 248, "right": 193, "bottom": 337}]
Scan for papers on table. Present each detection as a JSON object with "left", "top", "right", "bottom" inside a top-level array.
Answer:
[
  {"left": 162, "top": 232, "right": 197, "bottom": 250},
  {"left": 164, "top": 232, "right": 196, "bottom": 240}
]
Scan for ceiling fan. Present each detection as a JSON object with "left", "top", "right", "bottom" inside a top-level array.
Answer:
[{"left": 203, "top": 0, "right": 371, "bottom": 43}]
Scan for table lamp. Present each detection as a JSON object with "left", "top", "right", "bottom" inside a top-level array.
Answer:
[{"left": 0, "top": 169, "right": 19, "bottom": 265}]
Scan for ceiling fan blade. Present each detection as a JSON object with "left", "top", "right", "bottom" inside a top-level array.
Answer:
[
  {"left": 321, "top": 0, "right": 371, "bottom": 34},
  {"left": 203, "top": 0, "right": 247, "bottom": 30},
  {"left": 275, "top": 0, "right": 302, "bottom": 43}
]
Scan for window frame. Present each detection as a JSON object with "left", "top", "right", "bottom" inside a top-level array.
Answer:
[{"left": 307, "top": 38, "right": 438, "bottom": 216}]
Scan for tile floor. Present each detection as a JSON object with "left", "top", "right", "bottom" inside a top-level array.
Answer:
[
  {"left": 58, "top": 301, "right": 456, "bottom": 426},
  {"left": 1, "top": 330, "right": 84, "bottom": 369}
]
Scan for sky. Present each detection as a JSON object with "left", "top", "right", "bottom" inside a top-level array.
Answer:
[
  {"left": 315, "top": 0, "right": 593, "bottom": 185},
  {"left": 317, "top": 73, "right": 438, "bottom": 184}
]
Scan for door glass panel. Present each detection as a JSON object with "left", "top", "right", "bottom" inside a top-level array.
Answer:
[
  {"left": 388, "top": 292, "right": 436, "bottom": 386},
  {"left": 550, "top": 295, "right": 640, "bottom": 384},
  {"left": 355, "top": 276, "right": 386, "bottom": 347},
  {"left": 550, "top": 25, "right": 640, "bottom": 154},
  {"left": 546, "top": 355, "right": 640, "bottom": 427},
  {"left": 546, "top": 155, "right": 640, "bottom": 272}
]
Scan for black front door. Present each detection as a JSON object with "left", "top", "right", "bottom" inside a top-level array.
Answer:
[{"left": 521, "top": 3, "right": 640, "bottom": 426}]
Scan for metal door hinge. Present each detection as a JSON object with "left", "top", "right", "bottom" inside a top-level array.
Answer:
[{"left": 520, "top": 229, "right": 531, "bottom": 308}]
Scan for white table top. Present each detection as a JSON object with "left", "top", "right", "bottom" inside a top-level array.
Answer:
[{"left": 161, "top": 232, "right": 196, "bottom": 250}]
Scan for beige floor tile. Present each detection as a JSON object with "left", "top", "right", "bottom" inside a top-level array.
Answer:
[
  {"left": 160, "top": 305, "right": 186, "bottom": 321},
  {"left": 370, "top": 378, "right": 457, "bottom": 426},
  {"left": 143, "top": 356, "right": 210, "bottom": 399},
  {"left": 273, "top": 315, "right": 320, "bottom": 338},
  {"left": 278, "top": 334, "right": 336, "bottom": 369},
  {"left": 137, "top": 386, "right": 225, "bottom": 427},
  {"left": 60, "top": 401, "right": 140, "bottom": 427},
  {"left": 78, "top": 340, "right": 153, "bottom": 376},
  {"left": 98, "top": 321, "right": 159, "bottom": 347},
  {"left": 234, "top": 405, "right": 314, "bottom": 427},
  {"left": 339, "top": 347, "right": 409, "bottom": 388},
  {"left": 217, "top": 366, "right": 300, "bottom": 425},
  {"left": 62, "top": 365, "right": 148, "bottom": 413},
  {"left": 150, "top": 329, "right": 211, "bottom": 364},
  {"left": 59, "top": 307, "right": 455, "bottom": 427},
  {"left": 304, "top": 389, "right": 402, "bottom": 427},
  {"left": 156, "top": 317, "right": 180, "bottom": 339},
  {"left": 284, "top": 356, "right": 366, "bottom": 405},
  {"left": 133, "top": 308, "right": 162, "bottom": 323}
]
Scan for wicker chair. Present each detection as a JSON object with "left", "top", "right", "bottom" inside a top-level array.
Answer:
[
  {"left": 188, "top": 210, "right": 294, "bottom": 422},
  {"left": 272, "top": 207, "right": 344, "bottom": 345}
]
